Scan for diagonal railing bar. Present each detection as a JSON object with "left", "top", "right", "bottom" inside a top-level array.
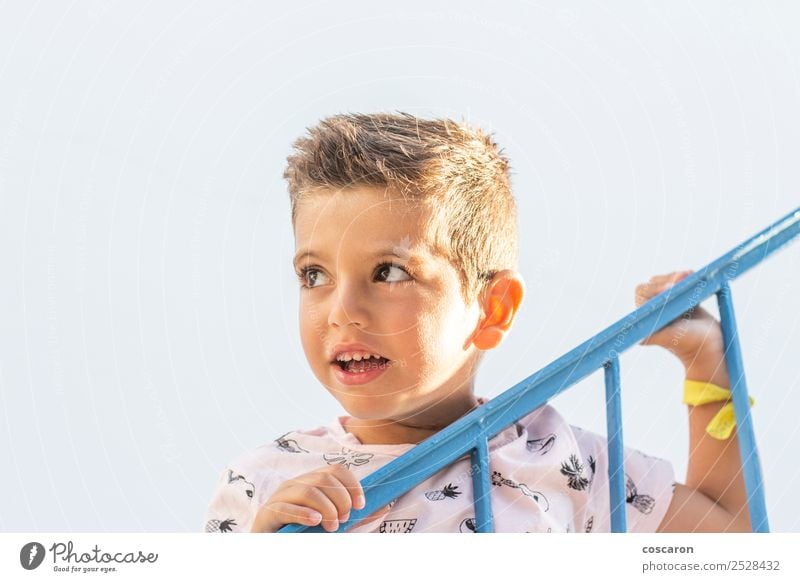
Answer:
[{"left": 279, "top": 206, "right": 800, "bottom": 533}]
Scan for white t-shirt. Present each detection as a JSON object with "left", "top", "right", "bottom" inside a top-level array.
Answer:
[{"left": 203, "top": 399, "right": 675, "bottom": 533}]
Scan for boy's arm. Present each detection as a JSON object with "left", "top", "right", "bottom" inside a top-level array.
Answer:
[
  {"left": 656, "top": 354, "right": 751, "bottom": 532},
  {"left": 636, "top": 271, "right": 752, "bottom": 533}
]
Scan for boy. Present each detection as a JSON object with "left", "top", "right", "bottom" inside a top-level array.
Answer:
[{"left": 203, "top": 112, "right": 752, "bottom": 533}]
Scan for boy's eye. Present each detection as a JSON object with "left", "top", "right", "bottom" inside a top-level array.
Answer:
[
  {"left": 296, "top": 263, "right": 412, "bottom": 288},
  {"left": 375, "top": 262, "right": 412, "bottom": 283},
  {"left": 297, "top": 267, "right": 329, "bottom": 289}
]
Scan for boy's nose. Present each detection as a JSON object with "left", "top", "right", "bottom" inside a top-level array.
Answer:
[{"left": 327, "top": 287, "right": 369, "bottom": 328}]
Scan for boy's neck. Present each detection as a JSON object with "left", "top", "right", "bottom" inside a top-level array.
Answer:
[{"left": 342, "top": 395, "right": 484, "bottom": 445}]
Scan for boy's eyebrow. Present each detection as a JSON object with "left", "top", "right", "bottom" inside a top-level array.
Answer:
[
  {"left": 293, "top": 249, "right": 323, "bottom": 267},
  {"left": 293, "top": 246, "right": 430, "bottom": 268}
]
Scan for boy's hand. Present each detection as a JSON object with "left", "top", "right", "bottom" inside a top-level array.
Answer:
[
  {"left": 634, "top": 270, "right": 726, "bottom": 369},
  {"left": 249, "top": 465, "right": 391, "bottom": 533}
]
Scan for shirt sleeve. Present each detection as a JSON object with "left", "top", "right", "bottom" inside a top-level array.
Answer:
[
  {"left": 202, "top": 466, "right": 261, "bottom": 533},
  {"left": 570, "top": 425, "right": 676, "bottom": 533}
]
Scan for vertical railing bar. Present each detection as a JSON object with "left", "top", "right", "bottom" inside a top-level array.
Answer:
[
  {"left": 716, "top": 281, "right": 770, "bottom": 532},
  {"left": 471, "top": 435, "right": 494, "bottom": 533},
  {"left": 604, "top": 355, "right": 627, "bottom": 533}
]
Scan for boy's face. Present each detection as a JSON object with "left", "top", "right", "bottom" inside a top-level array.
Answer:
[{"left": 293, "top": 186, "right": 485, "bottom": 431}]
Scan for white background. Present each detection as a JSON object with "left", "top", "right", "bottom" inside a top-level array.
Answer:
[{"left": 0, "top": 0, "right": 798, "bottom": 532}]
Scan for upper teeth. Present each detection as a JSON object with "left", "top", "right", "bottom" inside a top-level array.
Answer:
[{"left": 336, "top": 351, "right": 383, "bottom": 362}]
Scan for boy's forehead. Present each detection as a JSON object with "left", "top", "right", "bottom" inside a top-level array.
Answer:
[
  {"left": 293, "top": 187, "right": 444, "bottom": 264},
  {"left": 294, "top": 186, "right": 422, "bottom": 224}
]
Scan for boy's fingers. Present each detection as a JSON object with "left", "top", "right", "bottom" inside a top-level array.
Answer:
[
  {"left": 649, "top": 270, "right": 693, "bottom": 284},
  {"left": 635, "top": 283, "right": 659, "bottom": 306},
  {"left": 636, "top": 271, "right": 693, "bottom": 305},
  {"left": 312, "top": 467, "right": 365, "bottom": 522},
  {"left": 326, "top": 465, "right": 366, "bottom": 510},
  {"left": 635, "top": 284, "right": 647, "bottom": 303},
  {"left": 316, "top": 471, "right": 359, "bottom": 524},
  {"left": 280, "top": 484, "right": 341, "bottom": 531},
  {"left": 250, "top": 501, "right": 323, "bottom": 533}
]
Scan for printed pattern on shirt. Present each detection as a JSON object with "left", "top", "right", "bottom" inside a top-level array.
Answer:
[
  {"left": 227, "top": 469, "right": 255, "bottom": 500},
  {"left": 459, "top": 517, "right": 477, "bottom": 533},
  {"left": 559, "top": 453, "right": 596, "bottom": 492},
  {"left": 205, "top": 518, "right": 237, "bottom": 533},
  {"left": 526, "top": 433, "right": 556, "bottom": 455},
  {"left": 424, "top": 483, "right": 462, "bottom": 501},
  {"left": 491, "top": 470, "right": 550, "bottom": 512},
  {"left": 323, "top": 446, "right": 374, "bottom": 468},
  {"left": 626, "top": 473, "right": 656, "bottom": 514},
  {"left": 275, "top": 432, "right": 310, "bottom": 453},
  {"left": 379, "top": 519, "right": 417, "bottom": 533}
]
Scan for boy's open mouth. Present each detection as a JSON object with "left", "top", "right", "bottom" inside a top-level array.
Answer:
[{"left": 333, "top": 356, "right": 391, "bottom": 373}]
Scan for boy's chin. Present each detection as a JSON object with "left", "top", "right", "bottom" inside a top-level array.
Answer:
[
  {"left": 337, "top": 399, "right": 388, "bottom": 419},
  {"left": 335, "top": 396, "right": 408, "bottom": 422}
]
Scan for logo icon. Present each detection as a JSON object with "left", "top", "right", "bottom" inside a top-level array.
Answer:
[{"left": 20, "top": 542, "right": 46, "bottom": 570}]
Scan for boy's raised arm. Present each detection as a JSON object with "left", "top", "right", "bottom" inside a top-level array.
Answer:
[
  {"left": 636, "top": 271, "right": 752, "bottom": 533},
  {"left": 656, "top": 379, "right": 752, "bottom": 532}
]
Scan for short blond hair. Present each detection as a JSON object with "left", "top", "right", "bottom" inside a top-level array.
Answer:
[{"left": 283, "top": 111, "right": 518, "bottom": 305}]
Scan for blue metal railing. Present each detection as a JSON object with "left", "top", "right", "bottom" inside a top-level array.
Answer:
[{"left": 280, "top": 206, "right": 800, "bottom": 533}]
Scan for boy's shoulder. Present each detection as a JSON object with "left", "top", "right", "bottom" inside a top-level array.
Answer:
[
  {"left": 226, "top": 420, "right": 340, "bottom": 465},
  {"left": 513, "top": 403, "right": 670, "bottom": 470},
  {"left": 512, "top": 402, "right": 585, "bottom": 450}
]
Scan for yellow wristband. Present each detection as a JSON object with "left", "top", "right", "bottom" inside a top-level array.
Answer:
[{"left": 682, "top": 379, "right": 755, "bottom": 441}]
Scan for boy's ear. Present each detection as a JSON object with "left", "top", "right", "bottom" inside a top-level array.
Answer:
[{"left": 471, "top": 270, "right": 525, "bottom": 351}]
